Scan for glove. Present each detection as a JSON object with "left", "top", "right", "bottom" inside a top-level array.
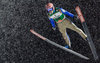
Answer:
[
  {"left": 52, "top": 27, "right": 56, "bottom": 31},
  {"left": 73, "top": 15, "right": 79, "bottom": 21}
]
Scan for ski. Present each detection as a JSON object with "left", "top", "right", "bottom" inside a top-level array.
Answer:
[
  {"left": 75, "top": 6, "right": 98, "bottom": 60},
  {"left": 30, "top": 29, "right": 89, "bottom": 60}
]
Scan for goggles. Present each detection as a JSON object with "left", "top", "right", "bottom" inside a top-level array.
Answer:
[{"left": 47, "top": 7, "right": 53, "bottom": 12}]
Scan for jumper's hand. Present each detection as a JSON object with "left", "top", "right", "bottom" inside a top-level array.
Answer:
[
  {"left": 52, "top": 27, "right": 56, "bottom": 31},
  {"left": 73, "top": 15, "right": 79, "bottom": 20}
]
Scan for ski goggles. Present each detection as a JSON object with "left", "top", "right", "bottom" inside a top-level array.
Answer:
[{"left": 47, "top": 7, "right": 53, "bottom": 12}]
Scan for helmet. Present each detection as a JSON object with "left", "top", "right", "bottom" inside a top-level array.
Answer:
[{"left": 45, "top": 3, "right": 54, "bottom": 12}]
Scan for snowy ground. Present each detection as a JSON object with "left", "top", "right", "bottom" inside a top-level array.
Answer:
[{"left": 0, "top": 0, "right": 100, "bottom": 63}]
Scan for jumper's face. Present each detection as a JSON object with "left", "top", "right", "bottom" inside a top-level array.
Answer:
[{"left": 47, "top": 7, "right": 53, "bottom": 12}]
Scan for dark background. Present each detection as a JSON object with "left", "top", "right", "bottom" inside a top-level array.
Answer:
[{"left": 0, "top": 0, "right": 100, "bottom": 63}]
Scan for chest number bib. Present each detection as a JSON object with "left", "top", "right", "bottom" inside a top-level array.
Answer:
[
  {"left": 49, "top": 8, "right": 65, "bottom": 22},
  {"left": 50, "top": 12, "right": 62, "bottom": 19}
]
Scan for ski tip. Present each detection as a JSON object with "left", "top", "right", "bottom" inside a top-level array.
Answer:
[
  {"left": 30, "top": 29, "right": 34, "bottom": 32},
  {"left": 75, "top": 6, "right": 85, "bottom": 23},
  {"left": 30, "top": 29, "right": 46, "bottom": 40},
  {"left": 30, "top": 29, "right": 36, "bottom": 34}
]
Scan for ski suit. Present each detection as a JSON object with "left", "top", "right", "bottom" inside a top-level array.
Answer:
[{"left": 48, "top": 7, "right": 87, "bottom": 47}]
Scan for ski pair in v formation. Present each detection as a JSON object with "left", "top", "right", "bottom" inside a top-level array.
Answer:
[{"left": 30, "top": 3, "right": 98, "bottom": 60}]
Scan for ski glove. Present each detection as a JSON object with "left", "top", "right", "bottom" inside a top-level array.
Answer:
[
  {"left": 52, "top": 27, "right": 56, "bottom": 31},
  {"left": 73, "top": 15, "right": 79, "bottom": 21}
]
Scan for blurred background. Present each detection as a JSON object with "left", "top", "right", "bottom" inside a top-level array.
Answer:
[{"left": 0, "top": 0, "right": 100, "bottom": 63}]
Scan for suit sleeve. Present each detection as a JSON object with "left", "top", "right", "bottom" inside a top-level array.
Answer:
[
  {"left": 60, "top": 8, "right": 74, "bottom": 18},
  {"left": 49, "top": 18, "right": 56, "bottom": 28}
]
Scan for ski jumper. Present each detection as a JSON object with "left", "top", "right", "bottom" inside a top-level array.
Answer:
[{"left": 48, "top": 7, "right": 87, "bottom": 47}]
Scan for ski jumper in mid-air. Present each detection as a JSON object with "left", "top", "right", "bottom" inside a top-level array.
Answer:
[{"left": 45, "top": 3, "right": 87, "bottom": 48}]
